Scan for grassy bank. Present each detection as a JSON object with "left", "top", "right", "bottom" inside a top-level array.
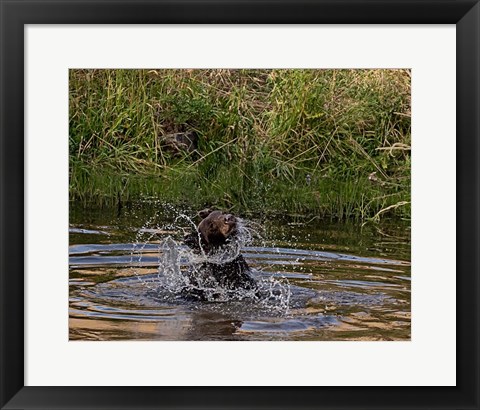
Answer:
[{"left": 69, "top": 69, "right": 411, "bottom": 220}]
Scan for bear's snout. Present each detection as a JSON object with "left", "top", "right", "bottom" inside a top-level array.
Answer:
[{"left": 224, "top": 214, "right": 235, "bottom": 225}]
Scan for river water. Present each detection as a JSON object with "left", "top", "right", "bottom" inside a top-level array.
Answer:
[{"left": 69, "top": 203, "right": 411, "bottom": 341}]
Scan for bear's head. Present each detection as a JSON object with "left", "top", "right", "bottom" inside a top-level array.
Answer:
[{"left": 197, "top": 209, "right": 238, "bottom": 249}]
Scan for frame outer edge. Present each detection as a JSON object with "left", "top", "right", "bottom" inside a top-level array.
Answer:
[
  {"left": 0, "top": 0, "right": 3, "bottom": 401},
  {"left": 0, "top": 1, "right": 25, "bottom": 409},
  {"left": 0, "top": 0, "right": 479, "bottom": 409},
  {"left": 457, "top": 2, "right": 480, "bottom": 409}
]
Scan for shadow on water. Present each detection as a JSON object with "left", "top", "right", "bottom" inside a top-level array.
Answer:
[{"left": 69, "top": 203, "right": 411, "bottom": 341}]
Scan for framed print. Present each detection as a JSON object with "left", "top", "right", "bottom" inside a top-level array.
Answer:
[{"left": 1, "top": 1, "right": 479, "bottom": 409}]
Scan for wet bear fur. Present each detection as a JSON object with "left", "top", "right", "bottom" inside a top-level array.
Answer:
[{"left": 183, "top": 209, "right": 258, "bottom": 299}]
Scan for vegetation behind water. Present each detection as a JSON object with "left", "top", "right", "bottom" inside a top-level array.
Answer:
[{"left": 69, "top": 69, "right": 411, "bottom": 220}]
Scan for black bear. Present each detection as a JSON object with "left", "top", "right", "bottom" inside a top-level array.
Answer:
[{"left": 183, "top": 209, "right": 258, "bottom": 299}]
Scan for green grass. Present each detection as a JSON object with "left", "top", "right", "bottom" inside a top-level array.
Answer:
[{"left": 69, "top": 69, "right": 411, "bottom": 220}]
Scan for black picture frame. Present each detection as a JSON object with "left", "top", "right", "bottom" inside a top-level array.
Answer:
[{"left": 1, "top": 1, "right": 479, "bottom": 409}]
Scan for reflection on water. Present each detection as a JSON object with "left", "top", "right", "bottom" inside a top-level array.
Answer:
[{"left": 69, "top": 204, "right": 411, "bottom": 341}]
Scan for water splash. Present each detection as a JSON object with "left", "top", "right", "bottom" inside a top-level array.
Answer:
[{"left": 129, "top": 206, "right": 291, "bottom": 312}]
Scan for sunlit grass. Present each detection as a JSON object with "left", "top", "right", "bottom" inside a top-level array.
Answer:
[{"left": 69, "top": 69, "right": 411, "bottom": 220}]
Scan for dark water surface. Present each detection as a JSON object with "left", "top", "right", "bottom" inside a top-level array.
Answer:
[{"left": 69, "top": 204, "right": 411, "bottom": 341}]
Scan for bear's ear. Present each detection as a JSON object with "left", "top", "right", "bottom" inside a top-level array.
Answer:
[{"left": 198, "top": 208, "right": 214, "bottom": 219}]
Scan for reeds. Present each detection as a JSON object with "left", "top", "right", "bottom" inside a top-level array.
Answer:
[{"left": 69, "top": 69, "right": 411, "bottom": 220}]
